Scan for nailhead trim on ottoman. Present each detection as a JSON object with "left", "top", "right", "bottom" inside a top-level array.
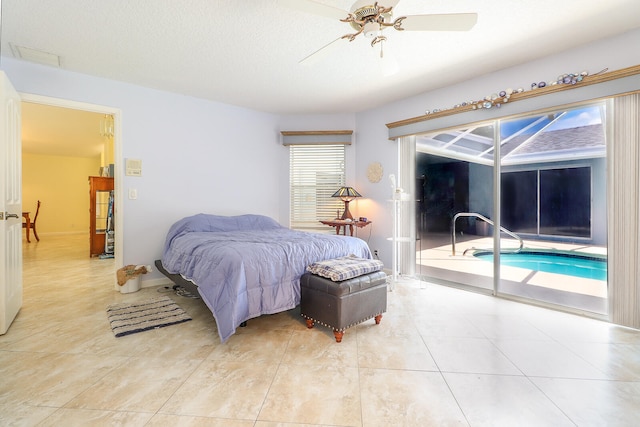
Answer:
[{"left": 300, "top": 270, "right": 387, "bottom": 342}]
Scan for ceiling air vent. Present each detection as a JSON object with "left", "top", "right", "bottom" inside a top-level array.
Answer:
[{"left": 10, "top": 44, "right": 61, "bottom": 67}]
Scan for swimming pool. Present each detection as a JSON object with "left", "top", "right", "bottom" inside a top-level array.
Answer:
[{"left": 473, "top": 251, "right": 607, "bottom": 281}]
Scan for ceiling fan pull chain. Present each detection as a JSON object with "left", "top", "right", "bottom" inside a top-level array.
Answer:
[{"left": 371, "top": 35, "right": 387, "bottom": 58}]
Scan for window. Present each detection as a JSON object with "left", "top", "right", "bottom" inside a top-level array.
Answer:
[
  {"left": 289, "top": 144, "right": 345, "bottom": 231},
  {"left": 501, "top": 167, "right": 592, "bottom": 238}
]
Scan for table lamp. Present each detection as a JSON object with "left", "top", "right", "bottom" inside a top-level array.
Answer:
[{"left": 332, "top": 186, "right": 362, "bottom": 220}]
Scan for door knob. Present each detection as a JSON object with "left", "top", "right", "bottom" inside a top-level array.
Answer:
[{"left": 4, "top": 212, "right": 19, "bottom": 220}]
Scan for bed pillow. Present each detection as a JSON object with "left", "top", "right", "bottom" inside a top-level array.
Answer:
[{"left": 307, "top": 255, "right": 384, "bottom": 282}]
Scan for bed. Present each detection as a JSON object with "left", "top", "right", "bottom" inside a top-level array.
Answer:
[{"left": 160, "top": 213, "right": 373, "bottom": 342}]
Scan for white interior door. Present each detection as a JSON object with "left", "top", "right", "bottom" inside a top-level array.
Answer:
[{"left": 0, "top": 71, "right": 23, "bottom": 335}]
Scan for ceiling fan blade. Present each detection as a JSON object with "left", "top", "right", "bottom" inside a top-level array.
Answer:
[
  {"left": 399, "top": 13, "right": 478, "bottom": 31},
  {"left": 299, "top": 36, "right": 343, "bottom": 65},
  {"left": 278, "top": 0, "right": 348, "bottom": 20},
  {"left": 351, "top": 0, "right": 401, "bottom": 10}
]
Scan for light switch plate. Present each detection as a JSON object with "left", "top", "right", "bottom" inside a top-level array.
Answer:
[{"left": 128, "top": 188, "right": 137, "bottom": 199}]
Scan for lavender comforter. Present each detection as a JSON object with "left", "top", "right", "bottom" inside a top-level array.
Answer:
[{"left": 162, "top": 214, "right": 372, "bottom": 342}]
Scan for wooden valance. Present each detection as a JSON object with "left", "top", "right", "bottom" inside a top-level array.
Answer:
[
  {"left": 386, "top": 64, "right": 640, "bottom": 139},
  {"left": 281, "top": 130, "right": 353, "bottom": 145}
]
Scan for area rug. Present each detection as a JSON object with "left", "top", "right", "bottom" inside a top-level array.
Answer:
[{"left": 107, "top": 296, "right": 192, "bottom": 337}]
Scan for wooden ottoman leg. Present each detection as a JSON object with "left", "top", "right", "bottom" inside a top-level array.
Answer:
[
  {"left": 375, "top": 314, "right": 383, "bottom": 324},
  {"left": 305, "top": 318, "right": 315, "bottom": 329},
  {"left": 333, "top": 330, "right": 344, "bottom": 343}
]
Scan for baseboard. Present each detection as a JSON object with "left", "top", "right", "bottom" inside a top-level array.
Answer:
[
  {"left": 114, "top": 277, "right": 173, "bottom": 293},
  {"left": 38, "top": 231, "right": 87, "bottom": 236},
  {"left": 140, "top": 277, "right": 174, "bottom": 289}
]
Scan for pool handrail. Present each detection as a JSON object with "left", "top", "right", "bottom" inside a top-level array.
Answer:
[{"left": 451, "top": 212, "right": 524, "bottom": 256}]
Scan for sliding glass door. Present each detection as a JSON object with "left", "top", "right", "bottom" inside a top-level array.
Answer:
[
  {"left": 415, "top": 122, "right": 495, "bottom": 293},
  {"left": 416, "top": 101, "right": 608, "bottom": 314},
  {"left": 497, "top": 104, "right": 607, "bottom": 313}
]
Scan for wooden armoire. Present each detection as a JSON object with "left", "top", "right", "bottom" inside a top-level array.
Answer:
[{"left": 89, "top": 176, "right": 114, "bottom": 257}]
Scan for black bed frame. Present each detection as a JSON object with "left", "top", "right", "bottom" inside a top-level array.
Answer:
[{"left": 154, "top": 259, "right": 200, "bottom": 296}]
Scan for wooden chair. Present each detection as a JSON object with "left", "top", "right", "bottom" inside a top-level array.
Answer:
[{"left": 23, "top": 200, "right": 41, "bottom": 242}]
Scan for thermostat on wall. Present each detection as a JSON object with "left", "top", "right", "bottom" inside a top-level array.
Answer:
[{"left": 126, "top": 158, "right": 142, "bottom": 176}]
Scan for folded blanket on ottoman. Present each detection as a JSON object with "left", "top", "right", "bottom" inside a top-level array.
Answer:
[{"left": 306, "top": 254, "right": 384, "bottom": 282}]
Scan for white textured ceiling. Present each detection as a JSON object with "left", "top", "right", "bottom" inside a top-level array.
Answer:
[{"left": 3, "top": 0, "right": 640, "bottom": 116}]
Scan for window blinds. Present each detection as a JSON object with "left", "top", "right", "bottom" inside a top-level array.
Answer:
[
  {"left": 608, "top": 93, "right": 640, "bottom": 329},
  {"left": 289, "top": 144, "right": 346, "bottom": 231}
]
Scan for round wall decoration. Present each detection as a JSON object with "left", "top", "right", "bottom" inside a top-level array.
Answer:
[{"left": 367, "top": 162, "right": 384, "bottom": 183}]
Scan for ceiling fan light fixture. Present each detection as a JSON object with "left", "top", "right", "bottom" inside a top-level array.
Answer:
[
  {"left": 286, "top": 0, "right": 477, "bottom": 64},
  {"left": 363, "top": 21, "right": 380, "bottom": 38}
]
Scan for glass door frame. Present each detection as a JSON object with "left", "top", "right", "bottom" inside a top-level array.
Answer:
[{"left": 412, "top": 99, "right": 608, "bottom": 316}]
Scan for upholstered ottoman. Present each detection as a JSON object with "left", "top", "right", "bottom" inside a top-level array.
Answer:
[{"left": 300, "top": 259, "right": 387, "bottom": 342}]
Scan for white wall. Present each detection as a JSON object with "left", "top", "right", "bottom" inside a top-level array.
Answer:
[
  {"left": 355, "top": 28, "right": 640, "bottom": 268},
  {"left": 3, "top": 58, "right": 356, "bottom": 284},
  {"left": 3, "top": 27, "right": 639, "bottom": 281}
]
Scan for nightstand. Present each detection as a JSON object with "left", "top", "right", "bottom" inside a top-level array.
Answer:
[{"left": 320, "top": 219, "right": 371, "bottom": 236}]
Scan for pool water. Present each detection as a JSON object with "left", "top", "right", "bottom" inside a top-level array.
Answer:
[{"left": 474, "top": 252, "right": 607, "bottom": 281}]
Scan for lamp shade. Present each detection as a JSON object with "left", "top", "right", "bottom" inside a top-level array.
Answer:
[
  {"left": 332, "top": 187, "right": 362, "bottom": 220},
  {"left": 331, "top": 186, "right": 362, "bottom": 201}
]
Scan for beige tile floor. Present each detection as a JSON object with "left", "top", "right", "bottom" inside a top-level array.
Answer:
[{"left": 2, "top": 234, "right": 640, "bottom": 426}]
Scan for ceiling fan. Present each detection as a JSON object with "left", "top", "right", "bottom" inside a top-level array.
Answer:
[{"left": 280, "top": 0, "right": 477, "bottom": 63}]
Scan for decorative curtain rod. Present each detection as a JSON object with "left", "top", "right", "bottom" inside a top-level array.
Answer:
[{"left": 387, "top": 64, "right": 640, "bottom": 130}]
